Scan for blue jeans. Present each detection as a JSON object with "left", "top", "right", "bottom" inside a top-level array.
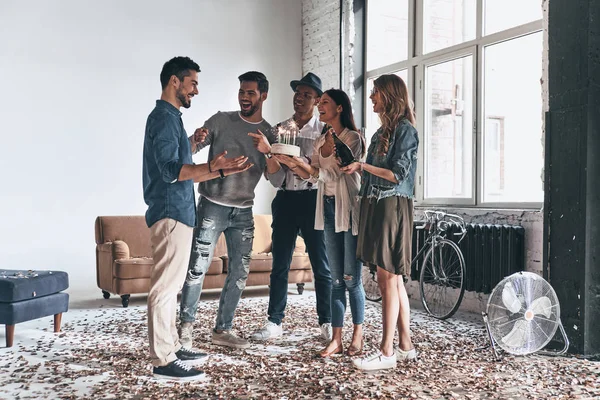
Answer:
[
  {"left": 323, "top": 196, "right": 365, "bottom": 327},
  {"left": 179, "top": 197, "right": 254, "bottom": 331},
  {"left": 268, "top": 190, "right": 332, "bottom": 325}
]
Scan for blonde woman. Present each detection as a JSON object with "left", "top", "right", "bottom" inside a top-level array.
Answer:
[{"left": 341, "top": 75, "right": 419, "bottom": 370}]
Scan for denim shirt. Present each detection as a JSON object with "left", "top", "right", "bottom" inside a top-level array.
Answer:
[
  {"left": 143, "top": 100, "right": 196, "bottom": 228},
  {"left": 359, "top": 119, "right": 419, "bottom": 200}
]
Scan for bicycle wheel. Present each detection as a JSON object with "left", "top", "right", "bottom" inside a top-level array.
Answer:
[
  {"left": 419, "top": 238, "right": 466, "bottom": 319},
  {"left": 361, "top": 265, "right": 382, "bottom": 302}
]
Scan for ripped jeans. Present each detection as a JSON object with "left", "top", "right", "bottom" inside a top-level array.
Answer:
[
  {"left": 323, "top": 196, "right": 365, "bottom": 328},
  {"left": 179, "top": 197, "right": 254, "bottom": 331}
]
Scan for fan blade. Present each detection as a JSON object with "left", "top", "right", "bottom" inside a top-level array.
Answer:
[
  {"left": 502, "top": 281, "right": 522, "bottom": 313},
  {"left": 501, "top": 319, "right": 528, "bottom": 348},
  {"left": 530, "top": 296, "right": 552, "bottom": 318}
]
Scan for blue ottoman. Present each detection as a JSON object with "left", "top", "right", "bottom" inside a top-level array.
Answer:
[{"left": 0, "top": 269, "right": 69, "bottom": 347}]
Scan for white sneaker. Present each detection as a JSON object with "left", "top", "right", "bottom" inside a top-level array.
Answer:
[
  {"left": 211, "top": 330, "right": 250, "bottom": 349},
  {"left": 250, "top": 321, "right": 283, "bottom": 341},
  {"left": 319, "top": 323, "right": 332, "bottom": 341},
  {"left": 395, "top": 347, "right": 417, "bottom": 361},
  {"left": 178, "top": 322, "right": 193, "bottom": 349},
  {"left": 353, "top": 350, "right": 397, "bottom": 371}
]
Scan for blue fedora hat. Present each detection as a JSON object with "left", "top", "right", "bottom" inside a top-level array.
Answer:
[{"left": 290, "top": 72, "right": 323, "bottom": 96}]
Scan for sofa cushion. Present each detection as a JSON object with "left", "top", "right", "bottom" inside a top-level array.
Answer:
[
  {"left": 113, "top": 258, "right": 153, "bottom": 279},
  {"left": 114, "top": 257, "right": 223, "bottom": 277},
  {"left": 0, "top": 270, "right": 69, "bottom": 303},
  {"left": 290, "top": 253, "right": 311, "bottom": 270},
  {"left": 249, "top": 253, "right": 273, "bottom": 272},
  {"left": 249, "top": 253, "right": 311, "bottom": 272},
  {"left": 253, "top": 214, "right": 273, "bottom": 254}
]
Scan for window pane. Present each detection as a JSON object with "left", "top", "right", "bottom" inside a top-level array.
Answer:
[
  {"left": 423, "top": 0, "right": 476, "bottom": 54},
  {"left": 365, "top": 70, "right": 409, "bottom": 143},
  {"left": 483, "top": 32, "right": 543, "bottom": 203},
  {"left": 425, "top": 56, "right": 473, "bottom": 199},
  {"left": 484, "top": 0, "right": 542, "bottom": 35},
  {"left": 366, "top": 0, "right": 409, "bottom": 70}
]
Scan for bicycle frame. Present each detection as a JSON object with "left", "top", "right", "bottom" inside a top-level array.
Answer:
[{"left": 411, "top": 211, "right": 467, "bottom": 275}]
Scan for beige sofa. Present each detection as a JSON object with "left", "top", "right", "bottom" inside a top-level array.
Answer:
[{"left": 95, "top": 214, "right": 312, "bottom": 307}]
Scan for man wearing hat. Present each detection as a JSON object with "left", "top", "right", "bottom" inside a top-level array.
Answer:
[{"left": 249, "top": 72, "right": 333, "bottom": 341}]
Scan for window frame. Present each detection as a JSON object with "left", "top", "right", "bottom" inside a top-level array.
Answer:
[{"left": 364, "top": 0, "right": 543, "bottom": 209}]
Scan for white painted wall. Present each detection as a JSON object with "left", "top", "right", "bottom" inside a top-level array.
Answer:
[{"left": 0, "top": 0, "right": 302, "bottom": 294}]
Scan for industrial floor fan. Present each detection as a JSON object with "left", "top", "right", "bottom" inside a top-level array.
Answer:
[{"left": 482, "top": 271, "right": 569, "bottom": 359}]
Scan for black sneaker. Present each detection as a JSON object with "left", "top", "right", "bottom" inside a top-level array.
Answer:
[
  {"left": 176, "top": 347, "right": 209, "bottom": 361},
  {"left": 153, "top": 359, "right": 205, "bottom": 381}
]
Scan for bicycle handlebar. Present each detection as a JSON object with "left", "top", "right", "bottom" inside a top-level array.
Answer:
[{"left": 419, "top": 210, "right": 467, "bottom": 242}]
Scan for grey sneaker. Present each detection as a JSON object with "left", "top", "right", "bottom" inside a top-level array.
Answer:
[
  {"left": 211, "top": 330, "right": 250, "bottom": 349},
  {"left": 320, "top": 323, "right": 332, "bottom": 341},
  {"left": 178, "top": 322, "right": 193, "bottom": 349},
  {"left": 250, "top": 321, "right": 283, "bottom": 341}
]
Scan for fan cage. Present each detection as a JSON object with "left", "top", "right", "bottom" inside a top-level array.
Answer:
[{"left": 486, "top": 271, "right": 561, "bottom": 355}]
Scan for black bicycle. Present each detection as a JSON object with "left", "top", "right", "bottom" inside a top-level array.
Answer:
[{"left": 362, "top": 210, "right": 467, "bottom": 320}]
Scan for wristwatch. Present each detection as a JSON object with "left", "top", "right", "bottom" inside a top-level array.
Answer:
[{"left": 265, "top": 152, "right": 273, "bottom": 159}]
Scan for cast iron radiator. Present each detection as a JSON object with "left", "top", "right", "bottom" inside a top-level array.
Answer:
[{"left": 410, "top": 222, "right": 525, "bottom": 294}]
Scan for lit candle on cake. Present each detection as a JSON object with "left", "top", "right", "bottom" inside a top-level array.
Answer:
[{"left": 271, "top": 119, "right": 301, "bottom": 157}]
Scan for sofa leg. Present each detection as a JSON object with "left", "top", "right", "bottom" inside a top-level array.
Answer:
[
  {"left": 102, "top": 290, "right": 111, "bottom": 299},
  {"left": 54, "top": 313, "right": 63, "bottom": 333},
  {"left": 6, "top": 325, "right": 14, "bottom": 347},
  {"left": 297, "top": 283, "right": 305, "bottom": 295},
  {"left": 121, "top": 294, "right": 130, "bottom": 308}
]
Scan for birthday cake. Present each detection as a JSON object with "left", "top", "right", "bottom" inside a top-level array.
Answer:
[{"left": 271, "top": 143, "right": 301, "bottom": 157}]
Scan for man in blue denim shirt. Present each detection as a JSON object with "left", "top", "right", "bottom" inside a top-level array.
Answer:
[{"left": 143, "top": 56, "right": 252, "bottom": 381}]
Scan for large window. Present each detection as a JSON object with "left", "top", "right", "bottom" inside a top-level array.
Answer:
[{"left": 365, "top": 0, "right": 543, "bottom": 207}]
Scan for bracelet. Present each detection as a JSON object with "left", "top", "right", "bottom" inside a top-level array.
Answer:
[
  {"left": 208, "top": 160, "right": 213, "bottom": 173},
  {"left": 311, "top": 167, "right": 319, "bottom": 179},
  {"left": 218, "top": 169, "right": 225, "bottom": 179},
  {"left": 360, "top": 162, "right": 364, "bottom": 172}
]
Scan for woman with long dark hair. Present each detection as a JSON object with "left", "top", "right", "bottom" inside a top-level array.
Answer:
[
  {"left": 286, "top": 89, "right": 366, "bottom": 357},
  {"left": 341, "top": 75, "right": 419, "bottom": 370}
]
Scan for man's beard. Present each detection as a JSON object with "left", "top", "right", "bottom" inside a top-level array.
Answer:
[
  {"left": 240, "top": 103, "right": 259, "bottom": 117},
  {"left": 177, "top": 90, "right": 191, "bottom": 109}
]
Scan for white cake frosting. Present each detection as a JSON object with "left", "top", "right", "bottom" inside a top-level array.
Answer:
[{"left": 271, "top": 143, "right": 301, "bottom": 157}]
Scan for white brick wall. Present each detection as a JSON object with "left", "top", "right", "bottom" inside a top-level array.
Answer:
[{"left": 302, "top": 0, "right": 340, "bottom": 90}]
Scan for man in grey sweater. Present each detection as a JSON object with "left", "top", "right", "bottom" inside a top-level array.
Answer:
[{"left": 178, "top": 71, "right": 276, "bottom": 349}]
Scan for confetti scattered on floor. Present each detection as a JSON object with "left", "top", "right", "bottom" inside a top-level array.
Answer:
[{"left": 1, "top": 292, "right": 598, "bottom": 399}]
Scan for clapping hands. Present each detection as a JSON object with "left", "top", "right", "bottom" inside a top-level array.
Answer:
[{"left": 209, "top": 151, "right": 253, "bottom": 177}]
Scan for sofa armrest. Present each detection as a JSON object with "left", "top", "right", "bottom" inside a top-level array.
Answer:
[
  {"left": 112, "top": 240, "right": 130, "bottom": 260},
  {"left": 97, "top": 241, "right": 130, "bottom": 260}
]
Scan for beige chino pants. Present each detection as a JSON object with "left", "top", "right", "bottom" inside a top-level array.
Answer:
[{"left": 148, "top": 218, "right": 193, "bottom": 366}]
